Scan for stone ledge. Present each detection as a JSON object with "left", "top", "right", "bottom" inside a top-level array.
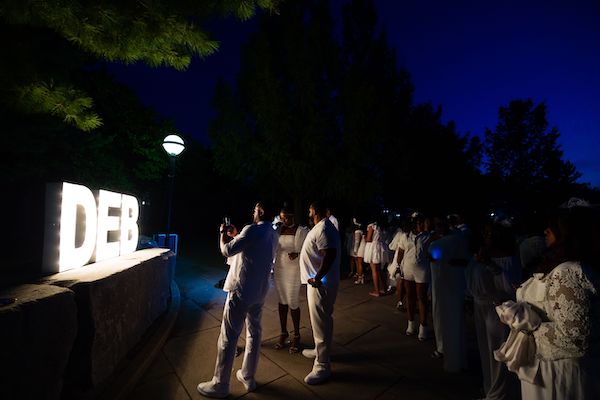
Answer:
[{"left": 0, "top": 284, "right": 78, "bottom": 400}]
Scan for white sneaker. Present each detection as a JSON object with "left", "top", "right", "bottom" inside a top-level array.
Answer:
[
  {"left": 304, "top": 368, "right": 331, "bottom": 385},
  {"left": 236, "top": 369, "right": 256, "bottom": 392},
  {"left": 302, "top": 348, "right": 317, "bottom": 359},
  {"left": 197, "top": 379, "right": 229, "bottom": 398},
  {"left": 406, "top": 320, "right": 417, "bottom": 336},
  {"left": 418, "top": 324, "right": 429, "bottom": 341}
]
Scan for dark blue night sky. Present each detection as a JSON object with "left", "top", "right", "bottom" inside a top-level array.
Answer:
[{"left": 108, "top": 0, "right": 600, "bottom": 188}]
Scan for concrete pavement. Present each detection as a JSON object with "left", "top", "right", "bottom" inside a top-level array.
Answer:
[{"left": 126, "top": 251, "right": 484, "bottom": 400}]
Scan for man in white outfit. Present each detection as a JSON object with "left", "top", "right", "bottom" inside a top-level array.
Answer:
[
  {"left": 300, "top": 201, "right": 341, "bottom": 384},
  {"left": 197, "top": 202, "right": 278, "bottom": 398}
]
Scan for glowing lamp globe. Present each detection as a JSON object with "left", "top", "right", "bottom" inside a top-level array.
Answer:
[{"left": 162, "top": 134, "right": 185, "bottom": 156}]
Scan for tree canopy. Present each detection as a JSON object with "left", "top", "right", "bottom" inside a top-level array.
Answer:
[
  {"left": 0, "top": 0, "right": 280, "bottom": 130},
  {"left": 483, "top": 99, "right": 584, "bottom": 206}
]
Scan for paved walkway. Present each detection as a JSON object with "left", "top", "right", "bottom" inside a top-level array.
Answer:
[{"left": 127, "top": 251, "right": 484, "bottom": 400}]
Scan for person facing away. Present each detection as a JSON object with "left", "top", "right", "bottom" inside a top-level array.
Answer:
[
  {"left": 197, "top": 201, "right": 278, "bottom": 398},
  {"left": 428, "top": 215, "right": 470, "bottom": 371},
  {"left": 325, "top": 206, "right": 339, "bottom": 231},
  {"left": 299, "top": 201, "right": 341, "bottom": 385}
]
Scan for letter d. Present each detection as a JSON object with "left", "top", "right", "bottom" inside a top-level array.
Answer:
[{"left": 58, "top": 182, "right": 97, "bottom": 271}]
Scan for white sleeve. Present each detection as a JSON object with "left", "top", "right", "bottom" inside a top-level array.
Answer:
[
  {"left": 316, "top": 228, "right": 334, "bottom": 251},
  {"left": 221, "top": 225, "right": 252, "bottom": 257}
]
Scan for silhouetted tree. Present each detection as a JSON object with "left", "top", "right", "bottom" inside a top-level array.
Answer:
[
  {"left": 483, "top": 99, "right": 582, "bottom": 206},
  {"left": 485, "top": 99, "right": 580, "bottom": 185}
]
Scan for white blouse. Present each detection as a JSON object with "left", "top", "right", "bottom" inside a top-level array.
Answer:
[{"left": 518, "top": 261, "right": 599, "bottom": 361}]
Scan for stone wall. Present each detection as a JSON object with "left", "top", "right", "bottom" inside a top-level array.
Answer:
[{"left": 0, "top": 248, "right": 174, "bottom": 399}]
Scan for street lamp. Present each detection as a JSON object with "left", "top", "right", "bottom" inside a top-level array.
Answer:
[{"left": 162, "top": 134, "right": 185, "bottom": 251}]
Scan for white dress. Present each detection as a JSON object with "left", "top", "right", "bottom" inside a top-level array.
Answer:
[
  {"left": 517, "top": 262, "right": 600, "bottom": 399},
  {"left": 350, "top": 229, "right": 365, "bottom": 257},
  {"left": 363, "top": 223, "right": 389, "bottom": 265},
  {"left": 355, "top": 230, "right": 366, "bottom": 258},
  {"left": 273, "top": 227, "right": 308, "bottom": 309}
]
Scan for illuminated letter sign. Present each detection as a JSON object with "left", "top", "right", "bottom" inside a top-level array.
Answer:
[
  {"left": 58, "top": 183, "right": 98, "bottom": 271},
  {"left": 43, "top": 182, "right": 140, "bottom": 273}
]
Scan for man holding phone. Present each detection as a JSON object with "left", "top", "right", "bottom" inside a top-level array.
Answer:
[{"left": 197, "top": 201, "right": 278, "bottom": 398}]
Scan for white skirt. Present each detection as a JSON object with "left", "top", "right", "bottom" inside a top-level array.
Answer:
[
  {"left": 356, "top": 238, "right": 366, "bottom": 258},
  {"left": 363, "top": 241, "right": 389, "bottom": 265},
  {"left": 402, "top": 262, "right": 430, "bottom": 283},
  {"left": 520, "top": 356, "right": 599, "bottom": 400}
]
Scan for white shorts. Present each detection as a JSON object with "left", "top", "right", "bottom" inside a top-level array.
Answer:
[{"left": 402, "top": 263, "right": 430, "bottom": 283}]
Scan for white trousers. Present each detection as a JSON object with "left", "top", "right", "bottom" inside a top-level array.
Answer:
[
  {"left": 213, "top": 292, "right": 263, "bottom": 386},
  {"left": 307, "top": 283, "right": 338, "bottom": 372}
]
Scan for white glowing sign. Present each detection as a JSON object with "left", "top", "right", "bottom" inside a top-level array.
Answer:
[{"left": 43, "top": 182, "right": 140, "bottom": 273}]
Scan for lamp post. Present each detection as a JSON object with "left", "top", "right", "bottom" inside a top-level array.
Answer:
[{"left": 162, "top": 134, "right": 185, "bottom": 250}]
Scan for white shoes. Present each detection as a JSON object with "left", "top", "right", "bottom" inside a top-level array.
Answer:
[
  {"left": 236, "top": 369, "right": 256, "bottom": 392},
  {"left": 300, "top": 347, "right": 331, "bottom": 385},
  {"left": 406, "top": 320, "right": 417, "bottom": 336},
  {"left": 302, "top": 348, "right": 317, "bottom": 359},
  {"left": 304, "top": 368, "right": 331, "bottom": 385},
  {"left": 197, "top": 379, "right": 229, "bottom": 398},
  {"left": 418, "top": 324, "right": 430, "bottom": 341}
]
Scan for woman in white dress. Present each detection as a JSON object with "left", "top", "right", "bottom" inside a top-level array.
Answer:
[
  {"left": 273, "top": 207, "right": 309, "bottom": 353},
  {"left": 363, "top": 220, "right": 389, "bottom": 296},
  {"left": 398, "top": 213, "right": 432, "bottom": 340},
  {"left": 350, "top": 218, "right": 366, "bottom": 284},
  {"left": 508, "top": 206, "right": 600, "bottom": 399}
]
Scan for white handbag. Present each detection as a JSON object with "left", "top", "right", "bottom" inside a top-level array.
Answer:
[{"left": 494, "top": 300, "right": 542, "bottom": 383}]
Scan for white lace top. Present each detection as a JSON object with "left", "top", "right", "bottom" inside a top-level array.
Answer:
[{"left": 517, "top": 261, "right": 599, "bottom": 361}]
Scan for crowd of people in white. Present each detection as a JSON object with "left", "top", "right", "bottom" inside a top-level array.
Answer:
[
  {"left": 341, "top": 200, "right": 600, "bottom": 400},
  {"left": 200, "top": 199, "right": 598, "bottom": 399}
]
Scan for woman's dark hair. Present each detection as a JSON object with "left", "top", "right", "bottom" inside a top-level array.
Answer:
[
  {"left": 536, "top": 206, "right": 599, "bottom": 274},
  {"left": 280, "top": 203, "right": 294, "bottom": 215},
  {"left": 410, "top": 212, "right": 426, "bottom": 233}
]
